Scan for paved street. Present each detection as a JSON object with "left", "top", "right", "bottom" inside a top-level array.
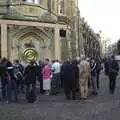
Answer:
[{"left": 1, "top": 72, "right": 120, "bottom": 120}]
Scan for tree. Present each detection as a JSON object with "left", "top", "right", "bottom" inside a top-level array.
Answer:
[{"left": 117, "top": 39, "right": 120, "bottom": 54}]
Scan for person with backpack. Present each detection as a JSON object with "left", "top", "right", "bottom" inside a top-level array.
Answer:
[{"left": 13, "top": 60, "right": 24, "bottom": 94}]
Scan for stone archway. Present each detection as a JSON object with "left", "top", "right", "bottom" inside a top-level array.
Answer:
[{"left": 11, "top": 26, "right": 52, "bottom": 62}]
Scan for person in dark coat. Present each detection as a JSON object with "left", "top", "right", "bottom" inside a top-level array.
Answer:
[
  {"left": 104, "top": 57, "right": 110, "bottom": 76},
  {"left": 37, "top": 60, "right": 44, "bottom": 93},
  {"left": 105, "top": 55, "right": 119, "bottom": 94},
  {"left": 0, "top": 58, "right": 18, "bottom": 103},
  {"left": 24, "top": 61, "right": 38, "bottom": 98},
  {"left": 71, "top": 60, "right": 79, "bottom": 92},
  {"left": 0, "top": 57, "right": 8, "bottom": 100},
  {"left": 62, "top": 61, "right": 76, "bottom": 100},
  {"left": 13, "top": 60, "right": 24, "bottom": 93},
  {"left": 96, "top": 58, "right": 101, "bottom": 89},
  {"left": 90, "top": 58, "right": 98, "bottom": 95}
]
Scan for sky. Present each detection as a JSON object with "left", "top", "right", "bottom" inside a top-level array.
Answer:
[{"left": 78, "top": 0, "right": 120, "bottom": 44}]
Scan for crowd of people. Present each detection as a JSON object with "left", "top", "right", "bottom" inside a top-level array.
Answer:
[{"left": 0, "top": 54, "right": 119, "bottom": 103}]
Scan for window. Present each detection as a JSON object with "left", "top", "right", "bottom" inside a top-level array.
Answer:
[
  {"left": 39, "top": 0, "right": 43, "bottom": 4},
  {"left": 58, "top": 0, "right": 64, "bottom": 15},
  {"left": 52, "top": 0, "right": 55, "bottom": 11},
  {"left": 23, "top": 0, "right": 34, "bottom": 3},
  {"left": 23, "top": 0, "right": 39, "bottom": 4},
  {"left": 34, "top": 0, "right": 39, "bottom": 4},
  {"left": 47, "top": 0, "right": 51, "bottom": 12}
]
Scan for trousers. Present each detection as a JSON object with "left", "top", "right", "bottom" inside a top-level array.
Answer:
[
  {"left": 79, "top": 78, "right": 88, "bottom": 99},
  {"left": 109, "top": 74, "right": 116, "bottom": 94}
]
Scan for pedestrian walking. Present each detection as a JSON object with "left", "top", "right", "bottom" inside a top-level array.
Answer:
[{"left": 105, "top": 55, "right": 119, "bottom": 94}]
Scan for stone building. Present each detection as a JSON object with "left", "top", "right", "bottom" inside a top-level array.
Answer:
[
  {"left": 0, "top": 0, "right": 80, "bottom": 62},
  {"left": 81, "top": 18, "right": 102, "bottom": 59}
]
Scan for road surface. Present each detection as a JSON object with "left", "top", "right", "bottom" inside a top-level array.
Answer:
[{"left": 1, "top": 72, "right": 120, "bottom": 120}]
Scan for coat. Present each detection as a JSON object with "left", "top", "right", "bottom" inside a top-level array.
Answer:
[
  {"left": 24, "top": 65, "right": 37, "bottom": 85},
  {"left": 61, "top": 62, "right": 76, "bottom": 93},
  {"left": 79, "top": 60, "right": 91, "bottom": 80}
]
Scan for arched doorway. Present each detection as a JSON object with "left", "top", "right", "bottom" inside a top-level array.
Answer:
[{"left": 11, "top": 26, "right": 52, "bottom": 63}]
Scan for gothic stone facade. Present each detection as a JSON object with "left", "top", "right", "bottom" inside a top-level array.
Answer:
[{"left": 0, "top": 0, "right": 79, "bottom": 63}]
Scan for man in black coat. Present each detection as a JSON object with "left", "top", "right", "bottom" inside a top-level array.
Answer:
[
  {"left": 106, "top": 55, "right": 119, "bottom": 94},
  {"left": 96, "top": 58, "right": 101, "bottom": 89},
  {"left": 24, "top": 61, "right": 38, "bottom": 98},
  {"left": 61, "top": 61, "right": 76, "bottom": 100},
  {"left": 37, "top": 61, "right": 44, "bottom": 93}
]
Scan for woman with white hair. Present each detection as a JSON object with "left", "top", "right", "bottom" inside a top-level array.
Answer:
[{"left": 79, "top": 56, "right": 91, "bottom": 100}]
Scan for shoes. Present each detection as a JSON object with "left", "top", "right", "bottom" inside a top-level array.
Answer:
[
  {"left": 44, "top": 91, "right": 50, "bottom": 95},
  {"left": 6, "top": 101, "right": 11, "bottom": 104},
  {"left": 92, "top": 92, "right": 98, "bottom": 96}
]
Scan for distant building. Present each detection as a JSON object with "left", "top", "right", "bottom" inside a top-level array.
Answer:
[{"left": 80, "top": 18, "right": 102, "bottom": 59}]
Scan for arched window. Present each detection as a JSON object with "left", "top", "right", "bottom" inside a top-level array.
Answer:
[
  {"left": 47, "top": 0, "right": 51, "bottom": 12},
  {"left": 39, "top": 0, "right": 43, "bottom": 4},
  {"left": 58, "top": 0, "right": 64, "bottom": 15},
  {"left": 25, "top": 0, "right": 34, "bottom": 3}
]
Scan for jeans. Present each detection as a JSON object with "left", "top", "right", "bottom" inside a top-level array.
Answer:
[
  {"left": 96, "top": 72, "right": 100, "bottom": 89},
  {"left": 7, "top": 79, "right": 18, "bottom": 102},
  {"left": 91, "top": 75, "right": 97, "bottom": 93},
  {"left": 16, "top": 79, "right": 24, "bottom": 93},
  {"left": 109, "top": 75, "right": 116, "bottom": 94},
  {"left": 79, "top": 78, "right": 88, "bottom": 99}
]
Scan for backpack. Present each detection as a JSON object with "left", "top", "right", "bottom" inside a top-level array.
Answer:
[
  {"left": 26, "top": 88, "right": 36, "bottom": 103},
  {"left": 14, "top": 66, "right": 23, "bottom": 80},
  {"left": 15, "top": 71, "right": 23, "bottom": 80}
]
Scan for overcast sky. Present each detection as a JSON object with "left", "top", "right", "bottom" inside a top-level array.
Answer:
[{"left": 78, "top": 0, "right": 120, "bottom": 43}]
